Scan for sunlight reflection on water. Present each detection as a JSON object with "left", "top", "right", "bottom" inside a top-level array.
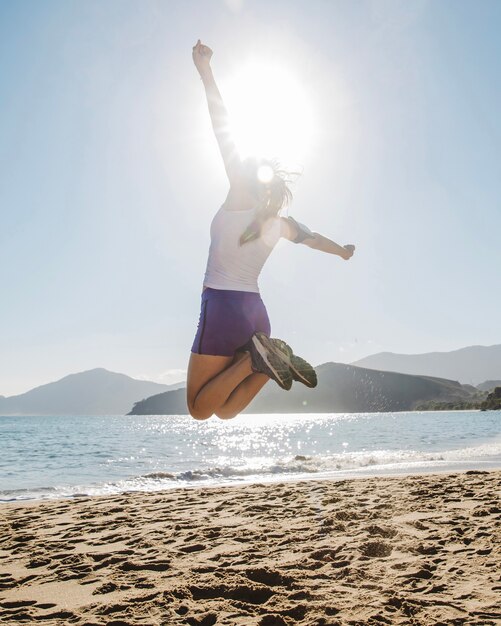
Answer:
[{"left": 1, "top": 412, "right": 500, "bottom": 501}]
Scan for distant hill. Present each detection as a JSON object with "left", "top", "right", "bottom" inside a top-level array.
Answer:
[
  {"left": 352, "top": 344, "right": 501, "bottom": 385},
  {"left": 0, "top": 368, "right": 183, "bottom": 416},
  {"left": 130, "top": 388, "right": 188, "bottom": 415},
  {"left": 480, "top": 387, "right": 501, "bottom": 410},
  {"left": 129, "top": 362, "right": 475, "bottom": 415},
  {"left": 477, "top": 380, "right": 501, "bottom": 392}
]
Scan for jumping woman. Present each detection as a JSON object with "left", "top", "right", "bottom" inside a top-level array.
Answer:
[{"left": 187, "top": 40, "right": 355, "bottom": 421}]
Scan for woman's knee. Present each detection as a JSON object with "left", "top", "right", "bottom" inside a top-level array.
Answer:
[
  {"left": 188, "top": 405, "right": 213, "bottom": 421},
  {"left": 215, "top": 408, "right": 238, "bottom": 420}
]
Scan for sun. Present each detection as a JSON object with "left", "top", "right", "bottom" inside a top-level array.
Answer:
[{"left": 220, "top": 60, "right": 316, "bottom": 164}]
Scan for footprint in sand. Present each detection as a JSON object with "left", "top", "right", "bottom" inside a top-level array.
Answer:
[
  {"left": 179, "top": 543, "right": 206, "bottom": 554},
  {"left": 175, "top": 605, "right": 189, "bottom": 615},
  {"left": 335, "top": 510, "right": 361, "bottom": 521},
  {"left": 189, "top": 583, "right": 274, "bottom": 604},
  {"left": 26, "top": 555, "right": 51, "bottom": 568},
  {"left": 365, "top": 524, "right": 397, "bottom": 539},
  {"left": 93, "top": 581, "right": 119, "bottom": 594},
  {"left": 415, "top": 544, "right": 439, "bottom": 555},
  {"left": 186, "top": 614, "right": 217, "bottom": 626},
  {"left": 0, "top": 600, "right": 37, "bottom": 609},
  {"left": 245, "top": 567, "right": 294, "bottom": 587},
  {"left": 126, "top": 592, "right": 160, "bottom": 604},
  {"left": 135, "top": 579, "right": 155, "bottom": 589},
  {"left": 360, "top": 541, "right": 393, "bottom": 558},
  {"left": 309, "top": 548, "right": 341, "bottom": 562},
  {"left": 258, "top": 615, "right": 288, "bottom": 626},
  {"left": 118, "top": 560, "right": 171, "bottom": 572},
  {"left": 401, "top": 566, "right": 434, "bottom": 581}
]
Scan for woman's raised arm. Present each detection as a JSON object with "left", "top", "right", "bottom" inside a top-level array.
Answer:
[{"left": 192, "top": 40, "right": 240, "bottom": 183}]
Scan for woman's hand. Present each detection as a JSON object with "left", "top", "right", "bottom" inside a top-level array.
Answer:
[
  {"left": 341, "top": 244, "right": 355, "bottom": 260},
  {"left": 192, "top": 39, "right": 213, "bottom": 78}
]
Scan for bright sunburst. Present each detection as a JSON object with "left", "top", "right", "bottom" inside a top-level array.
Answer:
[{"left": 220, "top": 60, "right": 315, "bottom": 164}]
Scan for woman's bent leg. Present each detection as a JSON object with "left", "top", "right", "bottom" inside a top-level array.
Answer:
[
  {"left": 215, "top": 372, "right": 269, "bottom": 420},
  {"left": 186, "top": 352, "right": 254, "bottom": 420}
]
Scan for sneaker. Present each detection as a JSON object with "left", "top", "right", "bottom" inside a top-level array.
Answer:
[
  {"left": 237, "top": 332, "right": 293, "bottom": 390},
  {"left": 271, "top": 338, "right": 318, "bottom": 388}
]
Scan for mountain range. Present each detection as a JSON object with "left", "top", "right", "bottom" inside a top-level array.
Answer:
[
  {"left": 352, "top": 344, "right": 501, "bottom": 385},
  {"left": 1, "top": 344, "right": 499, "bottom": 416},
  {"left": 130, "top": 362, "right": 479, "bottom": 415},
  {"left": 0, "top": 368, "right": 182, "bottom": 416}
]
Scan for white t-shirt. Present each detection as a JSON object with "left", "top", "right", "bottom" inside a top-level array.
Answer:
[{"left": 203, "top": 205, "right": 281, "bottom": 293}]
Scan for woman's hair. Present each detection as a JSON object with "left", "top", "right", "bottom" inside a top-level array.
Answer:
[{"left": 239, "top": 157, "right": 298, "bottom": 246}]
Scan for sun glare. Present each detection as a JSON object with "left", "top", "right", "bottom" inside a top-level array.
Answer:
[
  {"left": 221, "top": 61, "right": 315, "bottom": 164},
  {"left": 257, "top": 164, "right": 274, "bottom": 183}
]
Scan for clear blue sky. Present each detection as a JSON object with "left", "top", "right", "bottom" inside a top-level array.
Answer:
[{"left": 1, "top": 0, "right": 500, "bottom": 396}]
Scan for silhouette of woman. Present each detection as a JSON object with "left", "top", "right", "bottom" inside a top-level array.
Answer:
[{"left": 187, "top": 40, "right": 355, "bottom": 420}]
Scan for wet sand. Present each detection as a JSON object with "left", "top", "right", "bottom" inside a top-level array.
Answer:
[{"left": 0, "top": 471, "right": 500, "bottom": 625}]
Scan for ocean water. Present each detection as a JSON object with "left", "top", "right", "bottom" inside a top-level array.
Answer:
[{"left": 1, "top": 411, "right": 500, "bottom": 502}]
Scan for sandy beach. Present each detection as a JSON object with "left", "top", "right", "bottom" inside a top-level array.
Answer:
[{"left": 1, "top": 471, "right": 500, "bottom": 626}]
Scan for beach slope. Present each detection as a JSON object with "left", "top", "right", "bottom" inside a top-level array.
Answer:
[{"left": 1, "top": 471, "right": 500, "bottom": 625}]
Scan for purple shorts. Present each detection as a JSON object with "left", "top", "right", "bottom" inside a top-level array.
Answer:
[{"left": 191, "top": 287, "right": 271, "bottom": 357}]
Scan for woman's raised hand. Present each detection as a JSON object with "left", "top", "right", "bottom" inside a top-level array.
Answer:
[
  {"left": 341, "top": 244, "right": 355, "bottom": 260},
  {"left": 192, "top": 39, "right": 213, "bottom": 77}
]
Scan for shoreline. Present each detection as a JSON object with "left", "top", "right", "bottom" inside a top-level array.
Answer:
[
  {"left": 3, "top": 410, "right": 500, "bottom": 505},
  {"left": 1, "top": 470, "right": 499, "bottom": 625},
  {"left": 2, "top": 458, "right": 501, "bottom": 505},
  {"left": 0, "top": 408, "right": 495, "bottom": 417}
]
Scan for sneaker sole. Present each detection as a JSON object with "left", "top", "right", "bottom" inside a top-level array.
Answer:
[
  {"left": 251, "top": 333, "right": 293, "bottom": 390},
  {"left": 289, "top": 354, "right": 317, "bottom": 388},
  {"left": 271, "top": 338, "right": 317, "bottom": 388}
]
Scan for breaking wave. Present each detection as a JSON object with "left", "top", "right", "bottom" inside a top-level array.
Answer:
[{"left": 2, "top": 440, "right": 500, "bottom": 502}]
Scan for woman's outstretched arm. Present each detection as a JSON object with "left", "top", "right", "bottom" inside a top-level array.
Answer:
[
  {"left": 280, "top": 217, "right": 355, "bottom": 260},
  {"left": 305, "top": 234, "right": 355, "bottom": 259},
  {"left": 192, "top": 40, "right": 240, "bottom": 183}
]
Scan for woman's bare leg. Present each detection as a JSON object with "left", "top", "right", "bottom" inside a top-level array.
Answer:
[
  {"left": 187, "top": 352, "right": 256, "bottom": 420},
  {"left": 215, "top": 372, "right": 269, "bottom": 419}
]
